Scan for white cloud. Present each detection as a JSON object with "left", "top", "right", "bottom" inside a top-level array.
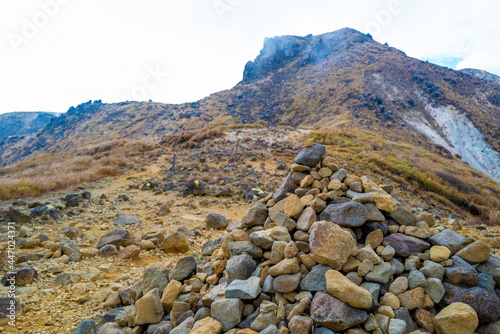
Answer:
[
  {"left": 0, "top": 0, "right": 499, "bottom": 114},
  {"left": 456, "top": 51, "right": 500, "bottom": 74}
]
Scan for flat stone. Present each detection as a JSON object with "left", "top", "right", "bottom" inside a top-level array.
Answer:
[
  {"left": 442, "top": 283, "right": 500, "bottom": 324},
  {"left": 117, "top": 245, "right": 140, "bottom": 259},
  {"left": 420, "top": 260, "right": 445, "bottom": 279},
  {"left": 365, "top": 229, "right": 384, "bottom": 249},
  {"left": 82, "top": 267, "right": 103, "bottom": 282},
  {"left": 190, "top": 317, "right": 222, "bottom": 334},
  {"left": 299, "top": 264, "right": 329, "bottom": 292},
  {"left": 445, "top": 256, "right": 479, "bottom": 286},
  {"left": 96, "top": 228, "right": 132, "bottom": 248},
  {"left": 284, "top": 241, "right": 299, "bottom": 258},
  {"left": 319, "top": 202, "right": 368, "bottom": 228},
  {"left": 226, "top": 254, "right": 256, "bottom": 281},
  {"left": 226, "top": 277, "right": 261, "bottom": 299},
  {"left": 296, "top": 207, "right": 317, "bottom": 231},
  {"left": 284, "top": 194, "right": 304, "bottom": 219},
  {"left": 268, "top": 258, "right": 300, "bottom": 276},
  {"left": 293, "top": 143, "right": 326, "bottom": 167},
  {"left": 161, "top": 280, "right": 182, "bottom": 312},
  {"left": 96, "top": 322, "right": 121, "bottom": 333},
  {"left": 389, "top": 277, "right": 408, "bottom": 295},
  {"left": 270, "top": 241, "right": 287, "bottom": 265},
  {"left": 428, "top": 229, "right": 465, "bottom": 254},
  {"left": 415, "top": 308, "right": 435, "bottom": 332},
  {"left": 291, "top": 163, "right": 311, "bottom": 172},
  {"left": 408, "top": 269, "right": 427, "bottom": 290},
  {"left": 135, "top": 288, "right": 164, "bottom": 325},
  {"left": 425, "top": 278, "right": 445, "bottom": 303},
  {"left": 330, "top": 168, "right": 348, "bottom": 182},
  {"left": 397, "top": 287, "right": 424, "bottom": 310},
  {"left": 98, "top": 244, "right": 117, "bottom": 257},
  {"left": 476, "top": 255, "right": 500, "bottom": 287},
  {"left": 273, "top": 213, "right": 297, "bottom": 231},
  {"left": 53, "top": 272, "right": 81, "bottom": 286},
  {"left": 249, "top": 231, "right": 274, "bottom": 249},
  {"left": 169, "top": 256, "right": 196, "bottom": 282},
  {"left": 273, "top": 174, "right": 299, "bottom": 202},
  {"left": 363, "top": 203, "right": 386, "bottom": 222},
  {"left": 272, "top": 273, "right": 301, "bottom": 293},
  {"left": 8, "top": 207, "right": 32, "bottom": 223},
  {"left": 383, "top": 233, "right": 430, "bottom": 257},
  {"left": 170, "top": 301, "right": 191, "bottom": 326},
  {"left": 229, "top": 241, "right": 263, "bottom": 259},
  {"left": 143, "top": 267, "right": 169, "bottom": 296},
  {"left": 242, "top": 204, "right": 268, "bottom": 228},
  {"left": 405, "top": 226, "right": 430, "bottom": 239},
  {"left": 456, "top": 241, "right": 491, "bottom": 264},
  {"left": 388, "top": 318, "right": 406, "bottom": 334},
  {"left": 346, "top": 190, "right": 374, "bottom": 203},
  {"left": 206, "top": 213, "right": 230, "bottom": 229},
  {"left": 251, "top": 309, "right": 278, "bottom": 332},
  {"left": 309, "top": 221, "right": 358, "bottom": 270},
  {"left": 364, "top": 261, "right": 396, "bottom": 284},
  {"left": 477, "top": 273, "right": 496, "bottom": 295},
  {"left": 73, "top": 320, "right": 97, "bottom": 334},
  {"left": 435, "top": 302, "right": 479, "bottom": 334},
  {"left": 388, "top": 207, "right": 417, "bottom": 226},
  {"left": 160, "top": 232, "right": 189, "bottom": 253},
  {"left": 289, "top": 315, "right": 313, "bottom": 334},
  {"left": 356, "top": 244, "right": 381, "bottom": 265},
  {"left": 430, "top": 246, "right": 451, "bottom": 262},
  {"left": 113, "top": 216, "right": 140, "bottom": 226},
  {"left": 1, "top": 264, "right": 37, "bottom": 286},
  {"left": 211, "top": 298, "right": 243, "bottom": 332},
  {"left": 310, "top": 292, "right": 368, "bottom": 331},
  {"left": 201, "top": 282, "right": 228, "bottom": 307},
  {"left": 325, "top": 270, "right": 372, "bottom": 309}
]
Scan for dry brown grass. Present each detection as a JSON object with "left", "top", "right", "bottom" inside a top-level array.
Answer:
[
  {"left": 0, "top": 140, "right": 156, "bottom": 201},
  {"left": 160, "top": 127, "right": 225, "bottom": 148},
  {"left": 310, "top": 127, "right": 500, "bottom": 226}
]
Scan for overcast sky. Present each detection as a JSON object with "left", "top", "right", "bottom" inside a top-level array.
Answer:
[{"left": 1, "top": 0, "right": 499, "bottom": 114}]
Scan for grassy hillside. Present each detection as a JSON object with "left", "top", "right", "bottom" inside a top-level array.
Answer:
[{"left": 308, "top": 127, "right": 500, "bottom": 225}]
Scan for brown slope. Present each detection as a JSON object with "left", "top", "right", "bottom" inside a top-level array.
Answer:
[{"left": 1, "top": 28, "right": 499, "bottom": 175}]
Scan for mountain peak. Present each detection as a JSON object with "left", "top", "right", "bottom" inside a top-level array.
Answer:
[
  {"left": 460, "top": 68, "right": 500, "bottom": 85},
  {"left": 243, "top": 28, "right": 373, "bottom": 82}
]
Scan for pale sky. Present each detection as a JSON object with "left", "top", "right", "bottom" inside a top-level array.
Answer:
[{"left": 1, "top": 0, "right": 499, "bottom": 114}]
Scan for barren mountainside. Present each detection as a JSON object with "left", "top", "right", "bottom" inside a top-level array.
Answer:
[
  {"left": 0, "top": 111, "right": 58, "bottom": 139},
  {"left": 1, "top": 28, "right": 499, "bottom": 182}
]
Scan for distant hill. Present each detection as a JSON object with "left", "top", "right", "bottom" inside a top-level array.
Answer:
[
  {"left": 460, "top": 68, "right": 500, "bottom": 85},
  {"left": 0, "top": 112, "right": 59, "bottom": 139}
]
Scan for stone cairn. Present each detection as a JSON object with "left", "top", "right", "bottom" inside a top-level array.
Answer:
[{"left": 75, "top": 143, "right": 500, "bottom": 334}]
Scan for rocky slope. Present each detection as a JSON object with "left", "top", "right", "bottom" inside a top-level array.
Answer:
[
  {"left": 1, "top": 29, "right": 499, "bottom": 183},
  {"left": 1, "top": 140, "right": 499, "bottom": 334},
  {"left": 460, "top": 68, "right": 500, "bottom": 85},
  {"left": 0, "top": 111, "right": 58, "bottom": 139}
]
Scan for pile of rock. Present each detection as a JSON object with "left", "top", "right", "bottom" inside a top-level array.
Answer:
[{"left": 75, "top": 143, "right": 500, "bottom": 334}]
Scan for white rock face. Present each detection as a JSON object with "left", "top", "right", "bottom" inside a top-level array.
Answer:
[{"left": 408, "top": 105, "right": 500, "bottom": 182}]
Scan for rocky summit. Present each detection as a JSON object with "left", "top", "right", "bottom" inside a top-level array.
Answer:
[{"left": 58, "top": 142, "right": 498, "bottom": 334}]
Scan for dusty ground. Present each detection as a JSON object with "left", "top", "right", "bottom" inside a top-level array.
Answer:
[
  {"left": 0, "top": 128, "right": 301, "bottom": 333},
  {"left": 0, "top": 128, "right": 499, "bottom": 333}
]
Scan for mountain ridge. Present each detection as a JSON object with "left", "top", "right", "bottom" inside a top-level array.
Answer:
[
  {"left": 460, "top": 68, "right": 500, "bottom": 85},
  {"left": 0, "top": 111, "right": 59, "bottom": 139},
  {"left": 1, "top": 28, "right": 499, "bottom": 182}
]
